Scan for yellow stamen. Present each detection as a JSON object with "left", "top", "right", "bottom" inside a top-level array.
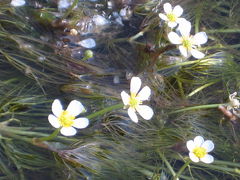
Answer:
[
  {"left": 193, "top": 147, "right": 207, "bottom": 158},
  {"left": 58, "top": 110, "right": 75, "bottom": 127},
  {"left": 167, "top": 13, "right": 177, "bottom": 22},
  {"left": 129, "top": 93, "right": 142, "bottom": 108},
  {"left": 182, "top": 37, "right": 192, "bottom": 50}
]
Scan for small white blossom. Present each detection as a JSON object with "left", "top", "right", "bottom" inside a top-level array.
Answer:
[
  {"left": 121, "top": 77, "right": 154, "bottom": 123},
  {"left": 48, "top": 99, "right": 89, "bottom": 136},
  {"left": 187, "top": 136, "right": 214, "bottom": 163},
  {"left": 159, "top": 3, "right": 185, "bottom": 28},
  {"left": 168, "top": 20, "right": 208, "bottom": 59},
  {"left": 227, "top": 92, "right": 240, "bottom": 110}
]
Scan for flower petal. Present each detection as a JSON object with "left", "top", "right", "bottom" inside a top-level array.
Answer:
[
  {"left": 159, "top": 13, "right": 168, "bottom": 21},
  {"left": 128, "top": 107, "right": 138, "bottom": 123},
  {"left": 137, "top": 86, "right": 151, "bottom": 101},
  {"left": 176, "top": 18, "right": 187, "bottom": 24},
  {"left": 189, "top": 152, "right": 200, "bottom": 162},
  {"left": 163, "top": 3, "right": 172, "bottom": 14},
  {"left": 168, "top": 32, "right": 182, "bottom": 44},
  {"left": 121, "top": 91, "right": 130, "bottom": 105},
  {"left": 173, "top": 5, "right": 183, "bottom": 17},
  {"left": 73, "top": 118, "right": 89, "bottom": 129},
  {"left": 191, "top": 49, "right": 205, "bottom": 59},
  {"left": 66, "top": 100, "right": 86, "bottom": 117},
  {"left": 200, "top": 154, "right": 214, "bottom": 164},
  {"left": 52, "top": 99, "right": 63, "bottom": 117},
  {"left": 186, "top": 140, "right": 195, "bottom": 152},
  {"left": 179, "top": 20, "right": 191, "bottom": 37},
  {"left": 60, "top": 127, "right": 77, "bottom": 136},
  {"left": 168, "top": 22, "right": 178, "bottom": 28},
  {"left": 130, "top": 77, "right": 142, "bottom": 94},
  {"left": 192, "top": 32, "right": 208, "bottom": 45},
  {"left": 179, "top": 45, "right": 188, "bottom": 57},
  {"left": 201, "top": 140, "right": 214, "bottom": 152},
  {"left": 136, "top": 105, "right": 154, "bottom": 120},
  {"left": 48, "top": 114, "right": 61, "bottom": 128},
  {"left": 194, "top": 136, "right": 204, "bottom": 147}
]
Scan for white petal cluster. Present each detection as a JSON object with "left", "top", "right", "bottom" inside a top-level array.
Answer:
[
  {"left": 187, "top": 136, "right": 214, "bottom": 163},
  {"left": 48, "top": 99, "right": 89, "bottom": 136},
  {"left": 168, "top": 20, "right": 208, "bottom": 59},
  {"left": 159, "top": 3, "right": 208, "bottom": 59},
  {"left": 159, "top": 3, "right": 185, "bottom": 28},
  {"left": 227, "top": 92, "right": 240, "bottom": 110},
  {"left": 121, "top": 77, "right": 154, "bottom": 123}
]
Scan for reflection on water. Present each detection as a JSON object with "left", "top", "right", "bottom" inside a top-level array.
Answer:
[{"left": 11, "top": 0, "right": 25, "bottom": 7}]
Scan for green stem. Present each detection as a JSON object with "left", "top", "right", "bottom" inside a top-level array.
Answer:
[
  {"left": 176, "top": 77, "right": 184, "bottom": 98},
  {"left": 214, "top": 160, "right": 240, "bottom": 168},
  {"left": 194, "top": 162, "right": 240, "bottom": 174},
  {"left": 187, "top": 81, "right": 218, "bottom": 97},
  {"left": 0, "top": 126, "right": 32, "bottom": 143},
  {"left": 86, "top": 103, "right": 123, "bottom": 119},
  {"left": 174, "top": 160, "right": 191, "bottom": 180},
  {"left": 128, "top": 26, "right": 150, "bottom": 42},
  {"left": 129, "top": 31, "right": 144, "bottom": 42},
  {"left": 0, "top": 112, "right": 11, "bottom": 117},
  {"left": 174, "top": 156, "right": 240, "bottom": 175},
  {"left": 0, "top": 126, "right": 76, "bottom": 143},
  {"left": 39, "top": 128, "right": 60, "bottom": 141},
  {"left": 169, "top": 104, "right": 224, "bottom": 114},
  {"left": 81, "top": 56, "right": 89, "bottom": 61},
  {"left": 206, "top": 29, "right": 240, "bottom": 33},
  {"left": 159, "top": 152, "right": 176, "bottom": 177},
  {"left": 157, "top": 60, "right": 201, "bottom": 73}
]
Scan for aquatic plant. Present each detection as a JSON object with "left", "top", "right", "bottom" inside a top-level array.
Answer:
[{"left": 0, "top": 0, "right": 240, "bottom": 179}]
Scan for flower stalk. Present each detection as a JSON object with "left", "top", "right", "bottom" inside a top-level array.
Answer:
[
  {"left": 158, "top": 152, "right": 176, "bottom": 177},
  {"left": 39, "top": 128, "right": 60, "bottom": 141},
  {"left": 173, "top": 159, "right": 191, "bottom": 180},
  {"left": 86, "top": 103, "right": 123, "bottom": 119},
  {"left": 170, "top": 103, "right": 224, "bottom": 114}
]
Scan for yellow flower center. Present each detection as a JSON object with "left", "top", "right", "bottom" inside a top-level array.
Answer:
[
  {"left": 129, "top": 93, "right": 142, "bottom": 108},
  {"left": 193, "top": 147, "right": 207, "bottom": 158},
  {"left": 167, "top": 13, "right": 177, "bottom": 22},
  {"left": 182, "top": 37, "right": 192, "bottom": 50},
  {"left": 58, "top": 110, "right": 75, "bottom": 127}
]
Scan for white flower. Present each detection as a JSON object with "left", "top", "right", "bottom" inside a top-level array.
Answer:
[
  {"left": 168, "top": 20, "right": 208, "bottom": 59},
  {"left": 11, "top": 0, "right": 25, "bottom": 7},
  {"left": 121, "top": 77, "right": 154, "bottom": 123},
  {"left": 227, "top": 92, "right": 240, "bottom": 110},
  {"left": 159, "top": 3, "right": 185, "bottom": 28},
  {"left": 187, "top": 136, "right": 214, "bottom": 163},
  {"left": 48, "top": 99, "right": 89, "bottom": 136}
]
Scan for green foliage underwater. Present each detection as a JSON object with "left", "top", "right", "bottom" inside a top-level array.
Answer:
[{"left": 0, "top": 0, "right": 240, "bottom": 179}]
